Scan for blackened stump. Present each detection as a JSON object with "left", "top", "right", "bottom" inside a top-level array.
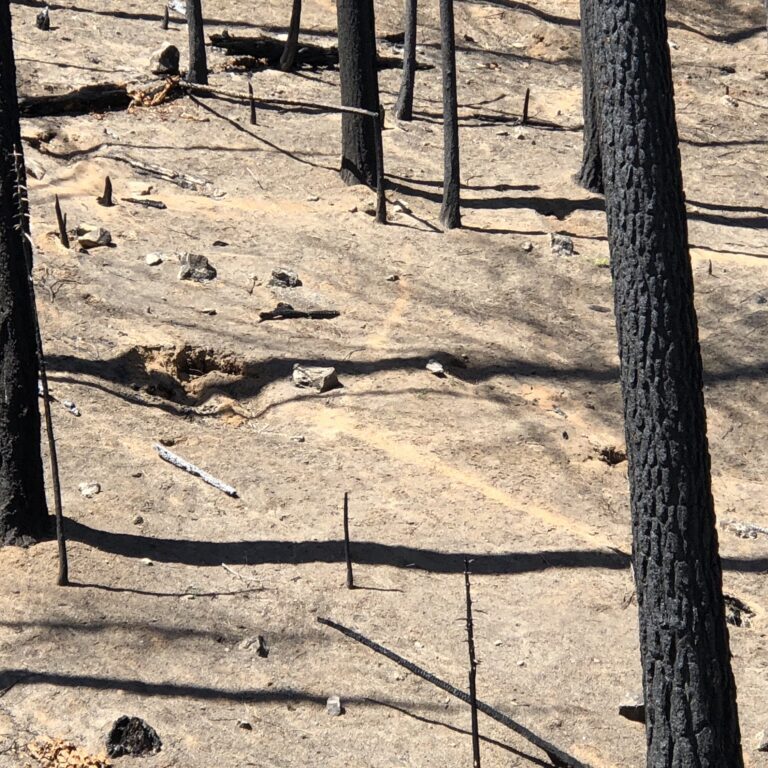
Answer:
[
  {"left": 0, "top": 3, "right": 48, "bottom": 545},
  {"left": 438, "top": 0, "right": 460, "bottom": 229},
  {"left": 106, "top": 717, "right": 162, "bottom": 758},
  {"left": 279, "top": 0, "right": 302, "bottom": 71},
  {"left": 186, "top": 0, "right": 208, "bottom": 85},
  {"left": 393, "top": 0, "right": 418, "bottom": 120},
  {"left": 598, "top": 1, "right": 743, "bottom": 766},
  {"left": 577, "top": 0, "right": 603, "bottom": 193},
  {"left": 336, "top": 0, "right": 380, "bottom": 186}
]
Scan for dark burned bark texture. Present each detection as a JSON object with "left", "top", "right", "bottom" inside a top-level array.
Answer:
[
  {"left": 577, "top": 0, "right": 603, "bottom": 193},
  {"left": 336, "top": 0, "right": 380, "bottom": 186},
  {"left": 438, "top": 0, "right": 460, "bottom": 228},
  {"left": 279, "top": 0, "right": 302, "bottom": 71},
  {"left": 393, "top": 0, "right": 417, "bottom": 120},
  {"left": 186, "top": 0, "right": 208, "bottom": 85},
  {"left": 0, "top": 3, "right": 48, "bottom": 545},
  {"left": 599, "top": 2, "right": 743, "bottom": 766}
]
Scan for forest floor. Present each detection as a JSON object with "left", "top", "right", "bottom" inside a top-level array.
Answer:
[{"left": 2, "top": 0, "right": 768, "bottom": 766}]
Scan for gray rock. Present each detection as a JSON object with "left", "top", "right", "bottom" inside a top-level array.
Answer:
[
  {"left": 269, "top": 268, "right": 302, "bottom": 288},
  {"left": 326, "top": 696, "right": 343, "bottom": 716},
  {"left": 550, "top": 233, "right": 574, "bottom": 257},
  {"left": 26, "top": 159, "right": 46, "bottom": 180},
  {"left": 36, "top": 7, "right": 50, "bottom": 30},
  {"left": 618, "top": 693, "right": 645, "bottom": 723},
  {"left": 178, "top": 252, "right": 217, "bottom": 282},
  {"left": 77, "top": 227, "right": 112, "bottom": 249},
  {"left": 292, "top": 364, "right": 340, "bottom": 393},
  {"left": 149, "top": 43, "right": 180, "bottom": 75}
]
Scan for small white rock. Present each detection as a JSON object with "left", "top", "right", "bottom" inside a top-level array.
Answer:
[
  {"left": 521, "top": 241, "right": 533, "bottom": 252},
  {"left": 145, "top": 253, "right": 163, "bottom": 266},
  {"left": 426, "top": 359, "right": 446, "bottom": 377},
  {"left": 326, "top": 696, "right": 342, "bottom": 716},
  {"left": 141, "top": 557, "right": 154, "bottom": 567},
  {"left": 78, "top": 481, "right": 101, "bottom": 498}
]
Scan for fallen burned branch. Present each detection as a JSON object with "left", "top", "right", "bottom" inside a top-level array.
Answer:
[
  {"left": 19, "top": 83, "right": 132, "bottom": 117},
  {"left": 123, "top": 197, "right": 167, "bottom": 210},
  {"left": 259, "top": 303, "right": 340, "bottom": 322},
  {"left": 317, "top": 617, "right": 591, "bottom": 768},
  {"left": 154, "top": 444, "right": 238, "bottom": 497},
  {"left": 106, "top": 153, "right": 220, "bottom": 196},
  {"left": 210, "top": 32, "right": 338, "bottom": 67}
]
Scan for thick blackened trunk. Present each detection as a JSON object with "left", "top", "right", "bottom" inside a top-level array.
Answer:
[
  {"left": 393, "top": 0, "right": 417, "bottom": 121},
  {"left": 599, "top": 2, "right": 743, "bottom": 766},
  {"left": 186, "top": 0, "right": 208, "bottom": 85},
  {"left": 577, "top": 0, "right": 602, "bottom": 193},
  {"left": 337, "top": 0, "right": 380, "bottom": 186},
  {"left": 0, "top": 3, "right": 48, "bottom": 545},
  {"left": 279, "top": 0, "right": 302, "bottom": 71},
  {"left": 439, "top": 0, "right": 460, "bottom": 229}
]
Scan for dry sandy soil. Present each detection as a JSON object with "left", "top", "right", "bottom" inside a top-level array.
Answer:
[{"left": 1, "top": 0, "right": 768, "bottom": 766}]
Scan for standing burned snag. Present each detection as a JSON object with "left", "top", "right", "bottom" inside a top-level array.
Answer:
[
  {"left": 279, "top": 0, "right": 303, "bottom": 71},
  {"left": 439, "top": 0, "right": 460, "bottom": 229},
  {"left": 336, "top": 0, "right": 381, "bottom": 187},
  {"left": 577, "top": 0, "right": 603, "bottom": 193},
  {"left": 186, "top": 0, "right": 208, "bottom": 85},
  {"left": 0, "top": 2, "right": 48, "bottom": 545},
  {"left": 393, "top": 0, "right": 418, "bottom": 121},
  {"left": 597, "top": 1, "right": 744, "bottom": 766}
]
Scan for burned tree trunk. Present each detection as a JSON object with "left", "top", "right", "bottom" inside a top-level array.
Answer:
[
  {"left": 186, "top": 0, "right": 208, "bottom": 85},
  {"left": 577, "top": 0, "right": 602, "bottom": 193},
  {"left": 393, "top": 0, "right": 418, "bottom": 120},
  {"left": 336, "top": 0, "right": 380, "bottom": 186},
  {"left": 597, "top": 1, "right": 744, "bottom": 766},
  {"left": 439, "top": 0, "right": 460, "bottom": 229},
  {"left": 0, "top": 2, "right": 48, "bottom": 545},
  {"left": 279, "top": 0, "right": 302, "bottom": 71}
]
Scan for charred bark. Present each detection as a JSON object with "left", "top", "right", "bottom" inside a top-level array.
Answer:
[
  {"left": 0, "top": 2, "right": 48, "bottom": 545},
  {"left": 393, "top": 0, "right": 417, "bottom": 120},
  {"left": 577, "top": 0, "right": 602, "bottom": 193},
  {"left": 279, "top": 0, "right": 302, "bottom": 71},
  {"left": 186, "top": 0, "right": 208, "bottom": 85},
  {"left": 598, "top": 1, "right": 743, "bottom": 766},
  {"left": 336, "top": 0, "right": 380, "bottom": 186},
  {"left": 439, "top": 0, "right": 460, "bottom": 228}
]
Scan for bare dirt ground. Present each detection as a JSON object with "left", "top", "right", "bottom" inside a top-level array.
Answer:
[{"left": 1, "top": 0, "right": 767, "bottom": 766}]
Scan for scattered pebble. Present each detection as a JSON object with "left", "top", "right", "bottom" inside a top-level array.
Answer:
[
  {"left": 306, "top": 194, "right": 320, "bottom": 202},
  {"left": 550, "top": 233, "right": 574, "bottom": 257},
  {"left": 385, "top": 274, "right": 400, "bottom": 282},
  {"left": 78, "top": 481, "right": 101, "bottom": 498},
  {"left": 756, "top": 731, "right": 768, "bottom": 752},
  {"left": 238, "top": 635, "right": 269, "bottom": 657},
  {"left": 521, "top": 241, "right": 533, "bottom": 252},
  {"left": 145, "top": 253, "right": 163, "bottom": 266},
  {"left": 326, "top": 696, "right": 343, "bottom": 716},
  {"left": 291, "top": 435, "right": 306, "bottom": 443},
  {"left": 141, "top": 557, "right": 154, "bottom": 567},
  {"left": 132, "top": 515, "right": 144, "bottom": 525},
  {"left": 200, "top": 307, "right": 217, "bottom": 315},
  {"left": 237, "top": 721, "right": 253, "bottom": 731}
]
